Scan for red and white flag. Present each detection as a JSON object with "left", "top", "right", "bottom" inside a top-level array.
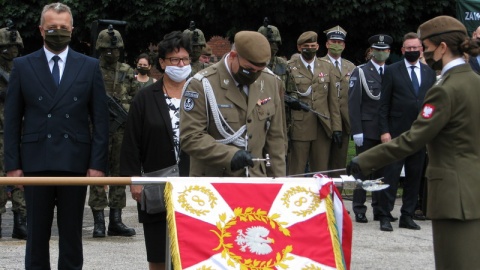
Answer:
[{"left": 165, "top": 176, "right": 352, "bottom": 270}]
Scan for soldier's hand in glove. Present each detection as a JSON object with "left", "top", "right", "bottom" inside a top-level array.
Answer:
[
  {"left": 346, "top": 157, "right": 362, "bottom": 179},
  {"left": 285, "top": 97, "right": 309, "bottom": 112},
  {"left": 231, "top": 150, "right": 254, "bottom": 171},
  {"left": 332, "top": 131, "right": 342, "bottom": 148}
]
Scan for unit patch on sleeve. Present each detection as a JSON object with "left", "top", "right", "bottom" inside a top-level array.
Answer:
[
  {"left": 421, "top": 104, "right": 435, "bottom": 119},
  {"left": 183, "top": 97, "right": 195, "bottom": 111}
]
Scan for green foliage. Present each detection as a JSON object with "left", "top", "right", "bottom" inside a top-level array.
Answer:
[{"left": 1, "top": 0, "right": 456, "bottom": 65}]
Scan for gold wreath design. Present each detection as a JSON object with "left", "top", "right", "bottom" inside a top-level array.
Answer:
[
  {"left": 177, "top": 185, "right": 217, "bottom": 216},
  {"left": 210, "top": 207, "right": 293, "bottom": 269},
  {"left": 280, "top": 186, "right": 321, "bottom": 217}
]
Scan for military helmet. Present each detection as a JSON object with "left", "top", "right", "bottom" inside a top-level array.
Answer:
[
  {"left": 183, "top": 28, "right": 206, "bottom": 46},
  {"left": 0, "top": 27, "right": 23, "bottom": 48},
  {"left": 96, "top": 25, "right": 124, "bottom": 49},
  {"left": 258, "top": 25, "right": 282, "bottom": 45}
]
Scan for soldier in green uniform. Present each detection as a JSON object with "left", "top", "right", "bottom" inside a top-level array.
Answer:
[
  {"left": 257, "top": 19, "right": 288, "bottom": 84},
  {"left": 285, "top": 31, "right": 342, "bottom": 175},
  {"left": 0, "top": 23, "right": 27, "bottom": 240},
  {"left": 180, "top": 31, "right": 286, "bottom": 177},
  {"left": 89, "top": 25, "right": 136, "bottom": 238},
  {"left": 183, "top": 21, "right": 210, "bottom": 75},
  {"left": 320, "top": 26, "right": 356, "bottom": 177},
  {"left": 348, "top": 16, "right": 480, "bottom": 269},
  {"left": 199, "top": 44, "right": 212, "bottom": 64}
]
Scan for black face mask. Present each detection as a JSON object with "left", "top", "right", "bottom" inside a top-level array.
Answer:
[
  {"left": 232, "top": 58, "right": 262, "bottom": 86},
  {"left": 44, "top": 29, "right": 71, "bottom": 52},
  {"left": 191, "top": 46, "right": 202, "bottom": 62},
  {"left": 101, "top": 49, "right": 120, "bottom": 64},
  {"left": 301, "top": 48, "right": 316, "bottom": 61},
  {"left": 136, "top": 66, "right": 150, "bottom": 75},
  {"left": 1, "top": 45, "right": 19, "bottom": 61},
  {"left": 423, "top": 47, "right": 443, "bottom": 71},
  {"left": 404, "top": 51, "right": 420, "bottom": 63}
]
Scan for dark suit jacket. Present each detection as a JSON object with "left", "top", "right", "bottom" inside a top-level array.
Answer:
[
  {"left": 348, "top": 60, "right": 383, "bottom": 140},
  {"left": 468, "top": 55, "right": 480, "bottom": 74},
  {"left": 4, "top": 48, "right": 109, "bottom": 174},
  {"left": 379, "top": 60, "right": 437, "bottom": 137}
]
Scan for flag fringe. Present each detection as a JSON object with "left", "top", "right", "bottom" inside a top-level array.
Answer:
[
  {"left": 165, "top": 182, "right": 181, "bottom": 270},
  {"left": 325, "top": 189, "right": 346, "bottom": 270}
]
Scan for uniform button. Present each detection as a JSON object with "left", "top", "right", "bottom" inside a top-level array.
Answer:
[
  {"left": 64, "top": 134, "right": 69, "bottom": 138},
  {"left": 47, "top": 114, "right": 52, "bottom": 118},
  {"left": 73, "top": 97, "right": 78, "bottom": 101},
  {"left": 65, "top": 114, "right": 69, "bottom": 118},
  {"left": 38, "top": 96, "right": 43, "bottom": 101},
  {"left": 247, "top": 119, "right": 252, "bottom": 123},
  {"left": 47, "top": 134, "right": 52, "bottom": 138}
]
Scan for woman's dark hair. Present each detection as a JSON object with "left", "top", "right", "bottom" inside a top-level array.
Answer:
[
  {"left": 429, "top": 32, "right": 480, "bottom": 57},
  {"left": 155, "top": 31, "right": 192, "bottom": 72},
  {"left": 136, "top": 53, "right": 152, "bottom": 66}
]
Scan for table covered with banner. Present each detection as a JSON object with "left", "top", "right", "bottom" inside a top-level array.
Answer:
[{"left": 164, "top": 174, "right": 352, "bottom": 270}]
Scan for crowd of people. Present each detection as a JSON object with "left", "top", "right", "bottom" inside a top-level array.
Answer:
[{"left": 1, "top": 2, "right": 480, "bottom": 270}]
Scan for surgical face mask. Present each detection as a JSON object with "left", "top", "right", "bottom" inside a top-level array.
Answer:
[
  {"left": 423, "top": 46, "right": 443, "bottom": 71},
  {"left": 328, "top": 43, "right": 344, "bottom": 56},
  {"left": 44, "top": 29, "right": 71, "bottom": 52},
  {"left": 164, "top": 65, "right": 191, "bottom": 82},
  {"left": 404, "top": 51, "right": 420, "bottom": 63},
  {"left": 101, "top": 49, "right": 120, "bottom": 64},
  {"left": 301, "top": 47, "right": 317, "bottom": 61},
  {"left": 232, "top": 58, "right": 262, "bottom": 86},
  {"left": 372, "top": 50, "right": 390, "bottom": 62},
  {"left": 136, "top": 66, "right": 150, "bottom": 75}
]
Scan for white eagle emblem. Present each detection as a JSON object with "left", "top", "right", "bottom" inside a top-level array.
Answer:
[
  {"left": 235, "top": 226, "right": 274, "bottom": 255},
  {"left": 421, "top": 104, "right": 435, "bottom": 119}
]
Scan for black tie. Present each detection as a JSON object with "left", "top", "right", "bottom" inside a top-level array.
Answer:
[
  {"left": 307, "top": 64, "right": 313, "bottom": 75},
  {"left": 379, "top": 66, "right": 383, "bottom": 77},
  {"left": 52, "top": 55, "right": 60, "bottom": 86},
  {"left": 410, "top": 66, "right": 420, "bottom": 95}
]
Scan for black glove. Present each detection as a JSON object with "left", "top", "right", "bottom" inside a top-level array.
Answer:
[
  {"left": 230, "top": 150, "right": 254, "bottom": 171},
  {"left": 346, "top": 157, "right": 362, "bottom": 179},
  {"left": 332, "top": 131, "right": 343, "bottom": 148},
  {"left": 285, "top": 98, "right": 309, "bottom": 112}
]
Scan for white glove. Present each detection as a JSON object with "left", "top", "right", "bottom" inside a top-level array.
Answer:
[{"left": 353, "top": 133, "right": 364, "bottom": 147}]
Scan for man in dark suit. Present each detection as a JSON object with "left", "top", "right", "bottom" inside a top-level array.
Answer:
[
  {"left": 469, "top": 26, "right": 480, "bottom": 74},
  {"left": 348, "top": 34, "right": 392, "bottom": 223},
  {"left": 377, "top": 32, "right": 437, "bottom": 231},
  {"left": 4, "top": 3, "right": 109, "bottom": 269}
]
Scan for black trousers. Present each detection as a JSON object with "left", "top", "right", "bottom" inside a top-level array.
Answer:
[
  {"left": 352, "top": 138, "right": 382, "bottom": 215},
  {"left": 377, "top": 149, "right": 426, "bottom": 217},
  {"left": 24, "top": 171, "right": 86, "bottom": 270}
]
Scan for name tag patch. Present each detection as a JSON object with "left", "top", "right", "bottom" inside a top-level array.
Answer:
[{"left": 184, "top": 91, "right": 199, "bottom": 99}]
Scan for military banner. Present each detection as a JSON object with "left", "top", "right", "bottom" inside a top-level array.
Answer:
[
  {"left": 456, "top": 0, "right": 480, "bottom": 35},
  {"left": 165, "top": 175, "right": 352, "bottom": 270}
]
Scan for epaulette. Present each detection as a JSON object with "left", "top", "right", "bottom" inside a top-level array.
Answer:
[
  {"left": 319, "top": 58, "right": 332, "bottom": 64},
  {"left": 343, "top": 58, "right": 354, "bottom": 65},
  {"left": 192, "top": 65, "right": 218, "bottom": 81},
  {"left": 263, "top": 68, "right": 282, "bottom": 81}
]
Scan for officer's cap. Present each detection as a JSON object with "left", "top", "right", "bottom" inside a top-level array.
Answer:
[
  {"left": 234, "top": 31, "right": 270, "bottom": 66},
  {"left": 297, "top": 31, "right": 318, "bottom": 45},
  {"left": 201, "top": 44, "right": 212, "bottom": 56},
  {"left": 368, "top": 34, "right": 393, "bottom": 49},
  {"left": 417, "top": 16, "right": 467, "bottom": 41},
  {"left": 324, "top": 25, "right": 346, "bottom": 41}
]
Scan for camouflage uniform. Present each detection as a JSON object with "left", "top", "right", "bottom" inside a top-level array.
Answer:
[
  {"left": 184, "top": 23, "right": 211, "bottom": 75},
  {"left": 0, "top": 24, "right": 27, "bottom": 239},
  {"left": 89, "top": 26, "right": 136, "bottom": 237}
]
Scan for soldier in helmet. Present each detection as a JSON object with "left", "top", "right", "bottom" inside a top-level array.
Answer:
[
  {"left": 257, "top": 18, "right": 288, "bottom": 84},
  {"left": 183, "top": 21, "right": 210, "bottom": 74},
  {"left": 0, "top": 21, "right": 27, "bottom": 240},
  {"left": 89, "top": 25, "right": 136, "bottom": 238}
]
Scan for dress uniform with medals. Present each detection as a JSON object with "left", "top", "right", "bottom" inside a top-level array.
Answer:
[
  {"left": 286, "top": 31, "right": 341, "bottom": 175},
  {"left": 180, "top": 31, "right": 286, "bottom": 177},
  {"left": 349, "top": 16, "right": 480, "bottom": 269},
  {"left": 348, "top": 33, "right": 393, "bottom": 223},
  {"left": 320, "top": 26, "right": 356, "bottom": 177}
]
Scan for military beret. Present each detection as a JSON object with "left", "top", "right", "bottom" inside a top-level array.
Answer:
[
  {"left": 297, "top": 31, "right": 318, "bottom": 45},
  {"left": 324, "top": 25, "right": 346, "bottom": 41},
  {"left": 417, "top": 16, "right": 467, "bottom": 41},
  {"left": 368, "top": 34, "right": 393, "bottom": 49},
  {"left": 234, "top": 31, "right": 271, "bottom": 66},
  {"left": 201, "top": 44, "right": 212, "bottom": 56}
]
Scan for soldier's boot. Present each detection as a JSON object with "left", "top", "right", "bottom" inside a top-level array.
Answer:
[
  {"left": 92, "top": 210, "right": 106, "bottom": 238},
  {"left": 11, "top": 212, "right": 27, "bottom": 240},
  {"left": 107, "top": 208, "right": 136, "bottom": 236}
]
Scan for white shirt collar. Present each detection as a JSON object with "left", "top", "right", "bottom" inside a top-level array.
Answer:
[
  {"left": 224, "top": 52, "right": 240, "bottom": 86},
  {"left": 404, "top": 58, "right": 420, "bottom": 69},
  {"left": 300, "top": 55, "right": 316, "bottom": 70},
  {"left": 370, "top": 60, "right": 384, "bottom": 74},
  {"left": 327, "top": 55, "right": 341, "bottom": 66},
  {"left": 43, "top": 46, "right": 69, "bottom": 63},
  {"left": 441, "top": 58, "right": 466, "bottom": 76}
]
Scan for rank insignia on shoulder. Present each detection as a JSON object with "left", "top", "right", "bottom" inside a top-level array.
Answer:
[
  {"left": 421, "top": 104, "right": 435, "bottom": 119},
  {"left": 184, "top": 91, "right": 199, "bottom": 99},
  {"left": 183, "top": 97, "right": 195, "bottom": 111}
]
